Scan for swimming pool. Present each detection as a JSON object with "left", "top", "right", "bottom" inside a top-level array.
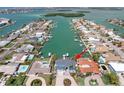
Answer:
[{"left": 17, "top": 65, "right": 29, "bottom": 73}]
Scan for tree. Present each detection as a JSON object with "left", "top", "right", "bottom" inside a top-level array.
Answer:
[
  {"left": 92, "top": 53, "right": 100, "bottom": 62},
  {"left": 103, "top": 72, "right": 119, "bottom": 85},
  {"left": 109, "top": 72, "right": 119, "bottom": 85},
  {"left": 31, "top": 79, "right": 42, "bottom": 86}
]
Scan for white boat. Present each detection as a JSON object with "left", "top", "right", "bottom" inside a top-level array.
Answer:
[
  {"left": 41, "top": 56, "right": 44, "bottom": 59},
  {"left": 80, "top": 44, "right": 83, "bottom": 46},
  {"left": 63, "top": 54, "right": 66, "bottom": 60},
  {"left": 66, "top": 53, "right": 69, "bottom": 57},
  {"left": 74, "top": 39, "right": 78, "bottom": 41},
  {"left": 48, "top": 52, "right": 51, "bottom": 57}
]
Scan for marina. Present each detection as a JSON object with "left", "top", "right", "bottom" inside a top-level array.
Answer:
[
  {"left": 0, "top": 9, "right": 124, "bottom": 58},
  {"left": 0, "top": 8, "right": 124, "bottom": 86}
]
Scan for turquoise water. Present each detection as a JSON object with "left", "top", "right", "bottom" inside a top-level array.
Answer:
[
  {"left": 41, "top": 16, "right": 83, "bottom": 57},
  {"left": 1, "top": 8, "right": 124, "bottom": 57},
  {"left": 0, "top": 12, "right": 41, "bottom": 36}
]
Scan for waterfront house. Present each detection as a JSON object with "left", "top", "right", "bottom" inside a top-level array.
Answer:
[
  {"left": 87, "top": 37, "right": 100, "bottom": 43},
  {"left": 77, "top": 58, "right": 100, "bottom": 74},
  {"left": 98, "top": 55, "right": 106, "bottom": 64},
  {"left": 94, "top": 45, "right": 109, "bottom": 53},
  {"left": 0, "top": 63, "right": 19, "bottom": 75},
  {"left": 27, "top": 54, "right": 34, "bottom": 61},
  {"left": 0, "top": 40, "right": 10, "bottom": 48},
  {"left": 16, "top": 44, "right": 34, "bottom": 53},
  {"left": 28, "top": 61, "right": 50, "bottom": 75},
  {"left": 55, "top": 58, "right": 76, "bottom": 73},
  {"left": 7, "top": 33, "right": 19, "bottom": 41},
  {"left": 35, "top": 32, "right": 46, "bottom": 38},
  {"left": 11, "top": 53, "right": 28, "bottom": 63}
]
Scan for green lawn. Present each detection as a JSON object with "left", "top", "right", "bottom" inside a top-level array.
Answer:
[
  {"left": 101, "top": 74, "right": 110, "bottom": 85},
  {"left": 5, "top": 43, "right": 14, "bottom": 48},
  {"left": 71, "top": 73, "right": 85, "bottom": 86},
  {"left": 5, "top": 75, "right": 27, "bottom": 86},
  {"left": 73, "top": 76, "right": 84, "bottom": 86}
]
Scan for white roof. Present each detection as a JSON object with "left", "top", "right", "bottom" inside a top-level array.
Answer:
[
  {"left": 0, "top": 40, "right": 10, "bottom": 47},
  {"left": 21, "top": 55, "right": 28, "bottom": 61},
  {"left": 109, "top": 62, "right": 124, "bottom": 72}
]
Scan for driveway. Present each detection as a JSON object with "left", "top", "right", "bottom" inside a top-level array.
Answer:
[
  {"left": 26, "top": 76, "right": 46, "bottom": 86},
  {"left": 117, "top": 73, "right": 124, "bottom": 86},
  {"left": 55, "top": 71, "right": 77, "bottom": 86},
  {"left": 84, "top": 74, "right": 104, "bottom": 86}
]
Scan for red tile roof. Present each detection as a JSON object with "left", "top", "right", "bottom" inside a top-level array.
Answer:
[{"left": 77, "top": 58, "right": 100, "bottom": 74}]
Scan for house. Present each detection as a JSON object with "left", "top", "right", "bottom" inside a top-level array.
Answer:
[
  {"left": 98, "top": 55, "right": 106, "bottom": 64},
  {"left": 28, "top": 61, "right": 50, "bottom": 75},
  {"left": 88, "top": 37, "right": 100, "bottom": 42},
  {"left": 36, "top": 32, "right": 45, "bottom": 38},
  {"left": 55, "top": 58, "right": 76, "bottom": 73},
  {"left": 0, "top": 40, "right": 10, "bottom": 47},
  {"left": 0, "top": 63, "right": 19, "bottom": 75},
  {"left": 27, "top": 54, "right": 34, "bottom": 61},
  {"left": 7, "top": 33, "right": 19, "bottom": 41},
  {"left": 11, "top": 53, "right": 28, "bottom": 63},
  {"left": 102, "top": 52, "right": 121, "bottom": 62},
  {"left": 77, "top": 58, "right": 100, "bottom": 74},
  {"left": 108, "top": 62, "right": 124, "bottom": 73},
  {"left": 16, "top": 44, "right": 34, "bottom": 53},
  {"left": 94, "top": 45, "right": 109, "bottom": 53}
]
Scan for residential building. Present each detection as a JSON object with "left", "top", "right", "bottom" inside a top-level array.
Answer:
[{"left": 55, "top": 58, "right": 76, "bottom": 73}]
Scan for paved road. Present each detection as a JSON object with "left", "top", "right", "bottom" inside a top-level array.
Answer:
[
  {"left": 55, "top": 71, "right": 77, "bottom": 86},
  {"left": 84, "top": 74, "right": 104, "bottom": 86},
  {"left": 26, "top": 76, "right": 46, "bottom": 86}
]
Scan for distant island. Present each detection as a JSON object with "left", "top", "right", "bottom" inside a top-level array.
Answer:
[
  {"left": 76, "top": 11, "right": 90, "bottom": 13},
  {"left": 44, "top": 12, "right": 85, "bottom": 17},
  {"left": 57, "top": 9, "right": 72, "bottom": 11}
]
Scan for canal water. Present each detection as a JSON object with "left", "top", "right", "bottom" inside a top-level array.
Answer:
[
  {"left": 0, "top": 8, "right": 124, "bottom": 57},
  {"left": 41, "top": 16, "right": 83, "bottom": 57}
]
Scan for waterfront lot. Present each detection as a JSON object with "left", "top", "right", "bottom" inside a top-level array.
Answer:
[{"left": 0, "top": 8, "right": 124, "bottom": 86}]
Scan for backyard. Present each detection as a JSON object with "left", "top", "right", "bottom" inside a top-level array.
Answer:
[
  {"left": 101, "top": 72, "right": 119, "bottom": 85},
  {"left": 5, "top": 74, "right": 27, "bottom": 86}
]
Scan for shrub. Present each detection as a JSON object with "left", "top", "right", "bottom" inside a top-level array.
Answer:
[
  {"left": 31, "top": 79, "right": 42, "bottom": 86},
  {"left": 63, "top": 78, "right": 71, "bottom": 86}
]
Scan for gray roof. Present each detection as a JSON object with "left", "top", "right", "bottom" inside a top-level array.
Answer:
[
  {"left": 55, "top": 58, "right": 76, "bottom": 69},
  {"left": 28, "top": 61, "right": 50, "bottom": 75}
]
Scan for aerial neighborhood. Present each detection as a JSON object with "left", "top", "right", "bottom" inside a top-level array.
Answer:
[{"left": 0, "top": 8, "right": 124, "bottom": 86}]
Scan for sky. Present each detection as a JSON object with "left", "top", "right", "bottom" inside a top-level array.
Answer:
[{"left": 0, "top": 0, "right": 124, "bottom": 7}]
